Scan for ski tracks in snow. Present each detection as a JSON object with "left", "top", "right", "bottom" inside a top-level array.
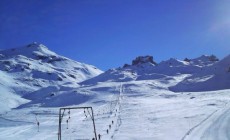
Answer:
[
  {"left": 182, "top": 102, "right": 230, "bottom": 140},
  {"left": 181, "top": 109, "right": 218, "bottom": 140},
  {"left": 95, "top": 83, "right": 124, "bottom": 140}
]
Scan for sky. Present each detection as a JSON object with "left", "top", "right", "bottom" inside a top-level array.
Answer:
[{"left": 0, "top": 0, "right": 230, "bottom": 70}]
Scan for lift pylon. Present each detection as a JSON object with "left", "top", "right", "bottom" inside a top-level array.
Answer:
[{"left": 58, "top": 106, "right": 97, "bottom": 140}]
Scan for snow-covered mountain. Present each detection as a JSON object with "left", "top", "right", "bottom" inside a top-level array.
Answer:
[
  {"left": 1, "top": 50, "right": 225, "bottom": 113},
  {"left": 0, "top": 42, "right": 102, "bottom": 112},
  {"left": 82, "top": 54, "right": 230, "bottom": 92},
  {"left": 1, "top": 51, "right": 230, "bottom": 140},
  {"left": 82, "top": 55, "right": 223, "bottom": 86},
  {"left": 170, "top": 55, "right": 230, "bottom": 92}
]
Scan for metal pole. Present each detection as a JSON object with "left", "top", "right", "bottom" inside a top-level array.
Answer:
[
  {"left": 58, "top": 109, "right": 66, "bottom": 140},
  {"left": 91, "top": 107, "right": 97, "bottom": 140},
  {"left": 58, "top": 109, "right": 61, "bottom": 140}
]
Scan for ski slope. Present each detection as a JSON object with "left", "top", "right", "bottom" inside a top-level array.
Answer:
[
  {"left": 183, "top": 96, "right": 230, "bottom": 140},
  {"left": 1, "top": 76, "right": 230, "bottom": 140}
]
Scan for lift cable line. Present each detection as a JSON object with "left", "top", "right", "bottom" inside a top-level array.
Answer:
[
  {"left": 58, "top": 84, "right": 123, "bottom": 140},
  {"left": 58, "top": 106, "right": 97, "bottom": 140}
]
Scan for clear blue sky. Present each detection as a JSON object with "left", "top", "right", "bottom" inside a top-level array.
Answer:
[{"left": 0, "top": 0, "right": 230, "bottom": 70}]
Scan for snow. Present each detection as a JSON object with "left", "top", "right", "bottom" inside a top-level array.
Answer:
[
  {"left": 189, "top": 55, "right": 218, "bottom": 67},
  {"left": 1, "top": 78, "right": 230, "bottom": 140},
  {"left": 0, "top": 71, "right": 30, "bottom": 113},
  {"left": 0, "top": 46, "right": 230, "bottom": 140},
  {"left": 170, "top": 54, "right": 230, "bottom": 92},
  {"left": 0, "top": 43, "right": 102, "bottom": 83},
  {"left": 0, "top": 43, "right": 102, "bottom": 111}
]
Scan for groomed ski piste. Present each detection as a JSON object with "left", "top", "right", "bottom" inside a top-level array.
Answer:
[
  {"left": 1, "top": 79, "right": 230, "bottom": 140},
  {"left": 1, "top": 44, "right": 230, "bottom": 140}
]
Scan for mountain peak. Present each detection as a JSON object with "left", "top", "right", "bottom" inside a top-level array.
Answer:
[
  {"left": 123, "top": 55, "right": 157, "bottom": 68},
  {"left": 0, "top": 42, "right": 103, "bottom": 89},
  {"left": 191, "top": 55, "right": 219, "bottom": 62},
  {"left": 26, "top": 42, "right": 48, "bottom": 50},
  {"left": 188, "top": 55, "right": 219, "bottom": 67},
  {"left": 0, "top": 42, "right": 57, "bottom": 59}
]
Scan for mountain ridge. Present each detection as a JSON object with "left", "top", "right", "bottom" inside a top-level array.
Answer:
[
  {"left": 0, "top": 43, "right": 229, "bottom": 111},
  {"left": 0, "top": 43, "right": 103, "bottom": 112},
  {"left": 82, "top": 54, "right": 224, "bottom": 85}
]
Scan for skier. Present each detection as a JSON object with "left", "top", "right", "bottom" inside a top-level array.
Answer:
[
  {"left": 98, "top": 134, "right": 101, "bottom": 140},
  {"left": 68, "top": 110, "right": 71, "bottom": 119},
  {"left": 37, "top": 121, "right": 40, "bottom": 132},
  {"left": 84, "top": 109, "right": 87, "bottom": 118},
  {"left": 66, "top": 120, "right": 69, "bottom": 129}
]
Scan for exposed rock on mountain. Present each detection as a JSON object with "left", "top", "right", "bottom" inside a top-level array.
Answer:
[{"left": 132, "top": 55, "right": 157, "bottom": 66}]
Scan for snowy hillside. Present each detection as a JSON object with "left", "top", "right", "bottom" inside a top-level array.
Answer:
[
  {"left": 170, "top": 55, "right": 230, "bottom": 92},
  {"left": 0, "top": 43, "right": 102, "bottom": 83},
  {"left": 1, "top": 72, "right": 230, "bottom": 140},
  {"left": 82, "top": 55, "right": 222, "bottom": 86},
  {"left": 0, "top": 42, "right": 102, "bottom": 112},
  {"left": 0, "top": 53, "right": 230, "bottom": 140}
]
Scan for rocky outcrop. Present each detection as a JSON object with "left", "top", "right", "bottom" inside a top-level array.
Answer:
[
  {"left": 132, "top": 56, "right": 157, "bottom": 65},
  {"left": 209, "top": 55, "right": 219, "bottom": 62}
]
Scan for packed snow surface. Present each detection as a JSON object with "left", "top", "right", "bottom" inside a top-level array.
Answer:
[{"left": 1, "top": 78, "right": 230, "bottom": 140}]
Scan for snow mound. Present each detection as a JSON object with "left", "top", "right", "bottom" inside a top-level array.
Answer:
[{"left": 81, "top": 68, "right": 137, "bottom": 85}]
